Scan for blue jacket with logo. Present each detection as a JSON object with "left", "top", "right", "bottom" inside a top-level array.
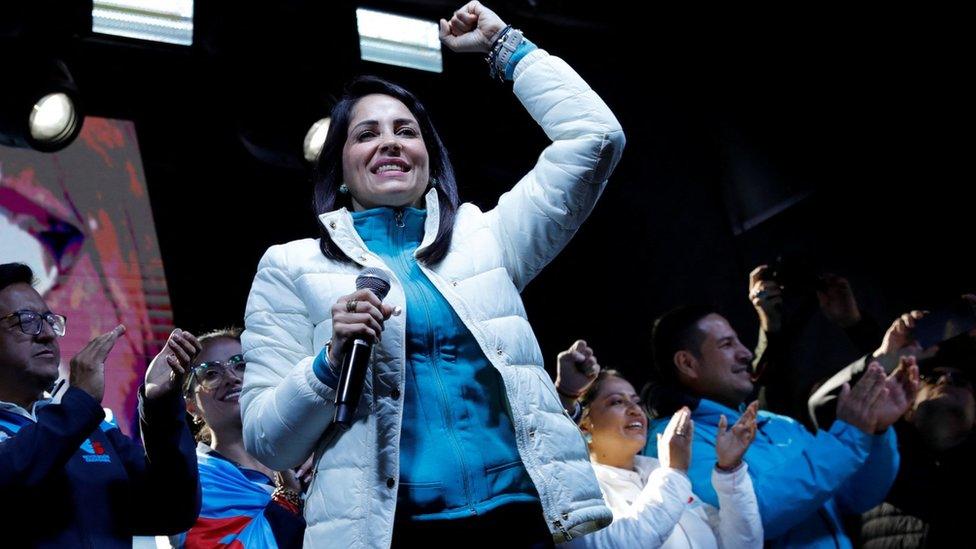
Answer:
[
  {"left": 645, "top": 398, "right": 899, "bottom": 548},
  {"left": 0, "top": 386, "right": 200, "bottom": 548}
]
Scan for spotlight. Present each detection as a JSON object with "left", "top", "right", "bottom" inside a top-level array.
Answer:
[
  {"left": 0, "top": 59, "right": 83, "bottom": 153},
  {"left": 31, "top": 93, "right": 79, "bottom": 145},
  {"left": 303, "top": 117, "right": 331, "bottom": 164}
]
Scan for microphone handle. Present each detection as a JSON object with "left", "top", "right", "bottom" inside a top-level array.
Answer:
[{"left": 334, "top": 337, "right": 372, "bottom": 428}]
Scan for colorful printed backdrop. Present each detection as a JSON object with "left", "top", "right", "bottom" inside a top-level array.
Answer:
[{"left": 1, "top": 117, "right": 173, "bottom": 435}]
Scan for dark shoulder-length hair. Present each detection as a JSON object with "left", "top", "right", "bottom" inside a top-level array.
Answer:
[{"left": 312, "top": 76, "right": 460, "bottom": 265}]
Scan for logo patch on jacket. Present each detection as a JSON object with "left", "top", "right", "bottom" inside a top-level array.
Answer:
[{"left": 80, "top": 438, "right": 112, "bottom": 463}]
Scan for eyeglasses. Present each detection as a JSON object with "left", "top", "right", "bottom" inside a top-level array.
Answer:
[
  {"left": 185, "top": 354, "right": 246, "bottom": 392},
  {"left": 0, "top": 310, "right": 67, "bottom": 337},
  {"left": 920, "top": 368, "right": 972, "bottom": 388}
]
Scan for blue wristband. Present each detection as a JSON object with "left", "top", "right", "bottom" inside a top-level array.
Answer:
[{"left": 312, "top": 346, "right": 340, "bottom": 389}]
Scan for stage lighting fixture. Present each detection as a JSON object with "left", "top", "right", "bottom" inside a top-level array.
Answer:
[
  {"left": 0, "top": 60, "right": 83, "bottom": 153},
  {"left": 356, "top": 8, "right": 442, "bottom": 73},
  {"left": 303, "top": 117, "right": 331, "bottom": 164},
  {"left": 92, "top": 0, "right": 194, "bottom": 46}
]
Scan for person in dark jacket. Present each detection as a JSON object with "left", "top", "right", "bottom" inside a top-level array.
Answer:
[
  {"left": 860, "top": 310, "right": 976, "bottom": 548},
  {"left": 747, "top": 264, "right": 883, "bottom": 431},
  {"left": 0, "top": 262, "right": 202, "bottom": 547}
]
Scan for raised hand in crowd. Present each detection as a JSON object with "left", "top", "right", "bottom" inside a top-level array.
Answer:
[
  {"left": 874, "top": 310, "right": 927, "bottom": 358},
  {"left": 69, "top": 324, "right": 126, "bottom": 403},
  {"left": 145, "top": 328, "right": 202, "bottom": 400},
  {"left": 836, "top": 360, "right": 918, "bottom": 434},
  {"left": 749, "top": 265, "right": 783, "bottom": 333},
  {"left": 657, "top": 406, "right": 693, "bottom": 472},
  {"left": 836, "top": 363, "right": 888, "bottom": 434},
  {"left": 555, "top": 339, "right": 601, "bottom": 410},
  {"left": 716, "top": 401, "right": 759, "bottom": 471},
  {"left": 873, "top": 355, "right": 920, "bottom": 430},
  {"left": 438, "top": 0, "right": 507, "bottom": 53}
]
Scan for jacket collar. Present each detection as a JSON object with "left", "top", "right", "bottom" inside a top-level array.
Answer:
[
  {"left": 695, "top": 397, "right": 772, "bottom": 428},
  {"left": 317, "top": 188, "right": 440, "bottom": 265},
  {"left": 0, "top": 396, "right": 53, "bottom": 421}
]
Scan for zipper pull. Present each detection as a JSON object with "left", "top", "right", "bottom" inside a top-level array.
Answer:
[
  {"left": 394, "top": 208, "right": 405, "bottom": 228},
  {"left": 553, "top": 519, "right": 571, "bottom": 541}
]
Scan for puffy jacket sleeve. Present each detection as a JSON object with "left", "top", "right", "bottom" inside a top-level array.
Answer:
[
  {"left": 240, "top": 244, "right": 338, "bottom": 470},
  {"left": 708, "top": 464, "right": 763, "bottom": 549},
  {"left": 563, "top": 467, "right": 690, "bottom": 549},
  {"left": 486, "top": 49, "right": 625, "bottom": 291}
]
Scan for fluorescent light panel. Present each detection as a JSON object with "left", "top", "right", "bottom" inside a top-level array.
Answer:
[
  {"left": 357, "top": 8, "right": 442, "bottom": 73},
  {"left": 93, "top": 0, "right": 193, "bottom": 46}
]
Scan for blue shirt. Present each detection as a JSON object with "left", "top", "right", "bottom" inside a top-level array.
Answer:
[
  {"left": 644, "top": 398, "right": 899, "bottom": 548},
  {"left": 352, "top": 206, "right": 538, "bottom": 521}
]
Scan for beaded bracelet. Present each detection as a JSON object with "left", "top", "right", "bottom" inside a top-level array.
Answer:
[
  {"left": 486, "top": 25, "right": 513, "bottom": 62},
  {"left": 486, "top": 25, "right": 524, "bottom": 81}
]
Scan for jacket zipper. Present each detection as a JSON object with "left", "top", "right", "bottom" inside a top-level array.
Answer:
[
  {"left": 553, "top": 519, "right": 571, "bottom": 541},
  {"left": 394, "top": 210, "right": 474, "bottom": 510},
  {"left": 415, "top": 261, "right": 564, "bottom": 527}
]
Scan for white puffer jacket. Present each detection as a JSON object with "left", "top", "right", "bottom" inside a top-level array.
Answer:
[{"left": 240, "top": 49, "right": 625, "bottom": 548}]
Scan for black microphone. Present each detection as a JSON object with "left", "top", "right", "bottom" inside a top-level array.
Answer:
[{"left": 334, "top": 267, "right": 392, "bottom": 429}]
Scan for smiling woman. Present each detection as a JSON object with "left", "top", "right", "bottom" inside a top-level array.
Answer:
[
  {"left": 240, "top": 2, "right": 627, "bottom": 547},
  {"left": 340, "top": 94, "right": 431, "bottom": 211},
  {"left": 565, "top": 366, "right": 763, "bottom": 549},
  {"left": 313, "top": 76, "right": 457, "bottom": 265},
  {"left": 174, "top": 328, "right": 306, "bottom": 549}
]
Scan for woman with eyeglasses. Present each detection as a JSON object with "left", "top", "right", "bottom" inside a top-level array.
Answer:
[
  {"left": 172, "top": 328, "right": 305, "bottom": 549},
  {"left": 555, "top": 342, "right": 763, "bottom": 548}
]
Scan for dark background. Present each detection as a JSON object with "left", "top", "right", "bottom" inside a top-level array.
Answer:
[{"left": 4, "top": 1, "right": 973, "bottom": 387}]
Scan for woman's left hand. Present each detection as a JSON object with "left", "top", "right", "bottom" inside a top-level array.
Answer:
[
  {"left": 657, "top": 407, "right": 693, "bottom": 472},
  {"left": 145, "top": 328, "right": 202, "bottom": 400},
  {"left": 440, "top": 1, "right": 507, "bottom": 54},
  {"left": 715, "top": 401, "right": 759, "bottom": 471}
]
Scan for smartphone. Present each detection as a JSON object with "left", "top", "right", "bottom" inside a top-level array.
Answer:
[{"left": 913, "top": 299, "right": 976, "bottom": 350}]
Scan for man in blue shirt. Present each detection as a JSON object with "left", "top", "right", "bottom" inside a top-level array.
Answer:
[
  {"left": 641, "top": 305, "right": 919, "bottom": 548},
  {"left": 0, "top": 262, "right": 201, "bottom": 547}
]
